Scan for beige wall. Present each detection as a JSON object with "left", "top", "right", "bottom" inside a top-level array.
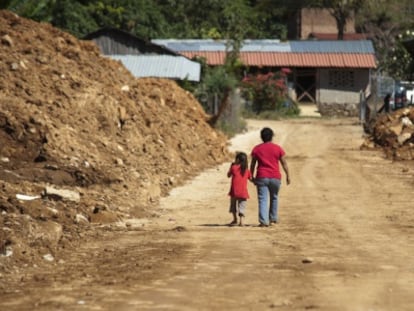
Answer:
[{"left": 301, "top": 8, "right": 355, "bottom": 39}]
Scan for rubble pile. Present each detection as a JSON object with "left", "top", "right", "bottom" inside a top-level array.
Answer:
[
  {"left": 0, "top": 10, "right": 231, "bottom": 269},
  {"left": 362, "top": 107, "right": 414, "bottom": 160}
]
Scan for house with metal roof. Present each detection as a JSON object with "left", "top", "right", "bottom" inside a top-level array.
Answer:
[
  {"left": 153, "top": 39, "right": 377, "bottom": 115},
  {"left": 84, "top": 29, "right": 201, "bottom": 82}
]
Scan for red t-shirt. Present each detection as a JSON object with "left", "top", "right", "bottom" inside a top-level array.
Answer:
[
  {"left": 228, "top": 164, "right": 251, "bottom": 199},
  {"left": 251, "top": 142, "right": 285, "bottom": 179}
]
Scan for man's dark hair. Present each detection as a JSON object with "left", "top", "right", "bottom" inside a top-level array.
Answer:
[{"left": 260, "top": 127, "right": 274, "bottom": 142}]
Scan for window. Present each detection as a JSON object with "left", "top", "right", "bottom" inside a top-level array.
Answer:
[{"left": 328, "top": 70, "right": 355, "bottom": 88}]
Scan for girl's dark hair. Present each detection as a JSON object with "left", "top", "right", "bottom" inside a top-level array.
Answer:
[
  {"left": 260, "top": 127, "right": 274, "bottom": 142},
  {"left": 235, "top": 152, "right": 248, "bottom": 176}
]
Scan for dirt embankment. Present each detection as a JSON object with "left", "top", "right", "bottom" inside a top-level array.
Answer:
[
  {"left": 0, "top": 10, "right": 230, "bottom": 271},
  {"left": 362, "top": 107, "right": 414, "bottom": 160}
]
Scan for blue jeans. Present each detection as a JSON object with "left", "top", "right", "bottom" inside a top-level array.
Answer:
[{"left": 255, "top": 178, "right": 281, "bottom": 225}]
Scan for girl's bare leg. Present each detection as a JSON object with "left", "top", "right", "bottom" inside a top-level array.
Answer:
[{"left": 239, "top": 214, "right": 244, "bottom": 226}]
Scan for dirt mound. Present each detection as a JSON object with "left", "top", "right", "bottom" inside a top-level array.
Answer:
[
  {"left": 0, "top": 10, "right": 230, "bottom": 270},
  {"left": 362, "top": 107, "right": 414, "bottom": 160}
]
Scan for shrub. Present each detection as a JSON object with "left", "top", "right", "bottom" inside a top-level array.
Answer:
[{"left": 241, "top": 69, "right": 298, "bottom": 116}]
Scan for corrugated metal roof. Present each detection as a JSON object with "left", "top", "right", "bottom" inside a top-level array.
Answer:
[
  {"left": 152, "top": 39, "right": 374, "bottom": 54},
  {"left": 290, "top": 40, "right": 374, "bottom": 53},
  {"left": 184, "top": 52, "right": 226, "bottom": 65},
  {"left": 84, "top": 28, "right": 179, "bottom": 56},
  {"left": 152, "top": 39, "right": 290, "bottom": 52},
  {"left": 180, "top": 51, "right": 376, "bottom": 68},
  {"left": 108, "top": 55, "right": 201, "bottom": 81}
]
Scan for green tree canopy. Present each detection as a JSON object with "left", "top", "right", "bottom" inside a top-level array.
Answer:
[{"left": 4, "top": 0, "right": 414, "bottom": 79}]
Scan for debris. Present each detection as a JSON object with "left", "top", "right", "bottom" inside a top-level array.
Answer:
[
  {"left": 19, "top": 60, "right": 27, "bottom": 70},
  {"left": 75, "top": 214, "right": 89, "bottom": 224},
  {"left": 269, "top": 299, "right": 292, "bottom": 308},
  {"left": 16, "top": 194, "right": 41, "bottom": 201},
  {"left": 398, "top": 132, "right": 412, "bottom": 145},
  {"left": 43, "top": 254, "right": 54, "bottom": 262},
  {"left": 43, "top": 186, "right": 80, "bottom": 202},
  {"left": 46, "top": 207, "right": 59, "bottom": 216},
  {"left": 1, "top": 246, "right": 13, "bottom": 257},
  {"left": 172, "top": 226, "right": 186, "bottom": 232},
  {"left": 114, "top": 158, "right": 124, "bottom": 166},
  {"left": 1, "top": 34, "right": 13, "bottom": 46},
  {"left": 401, "top": 116, "right": 413, "bottom": 126},
  {"left": 10, "top": 62, "right": 18, "bottom": 70},
  {"left": 363, "top": 107, "right": 414, "bottom": 160}
]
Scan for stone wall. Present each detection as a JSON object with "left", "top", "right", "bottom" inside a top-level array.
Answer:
[{"left": 317, "top": 102, "right": 359, "bottom": 117}]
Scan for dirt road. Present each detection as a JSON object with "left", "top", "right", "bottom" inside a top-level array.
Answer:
[{"left": 1, "top": 118, "right": 414, "bottom": 311}]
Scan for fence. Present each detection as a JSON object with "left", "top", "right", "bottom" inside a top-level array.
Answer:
[
  {"left": 360, "top": 74, "right": 396, "bottom": 123},
  {"left": 200, "top": 89, "right": 245, "bottom": 133}
]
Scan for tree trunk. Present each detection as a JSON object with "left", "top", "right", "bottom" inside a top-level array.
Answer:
[
  {"left": 208, "top": 89, "right": 231, "bottom": 126},
  {"left": 334, "top": 11, "right": 347, "bottom": 40}
]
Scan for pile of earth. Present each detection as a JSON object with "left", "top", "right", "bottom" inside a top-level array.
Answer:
[
  {"left": 362, "top": 106, "right": 414, "bottom": 160},
  {"left": 0, "top": 10, "right": 231, "bottom": 271}
]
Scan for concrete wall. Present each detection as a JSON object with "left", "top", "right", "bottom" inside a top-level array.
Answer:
[
  {"left": 318, "top": 68, "right": 370, "bottom": 103},
  {"left": 317, "top": 68, "right": 370, "bottom": 117}
]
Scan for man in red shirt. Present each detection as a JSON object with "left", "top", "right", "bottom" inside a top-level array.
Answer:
[{"left": 250, "top": 127, "right": 290, "bottom": 227}]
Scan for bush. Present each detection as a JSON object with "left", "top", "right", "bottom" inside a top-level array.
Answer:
[{"left": 241, "top": 70, "right": 299, "bottom": 116}]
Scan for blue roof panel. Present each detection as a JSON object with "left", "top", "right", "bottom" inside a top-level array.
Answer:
[{"left": 289, "top": 40, "right": 375, "bottom": 53}]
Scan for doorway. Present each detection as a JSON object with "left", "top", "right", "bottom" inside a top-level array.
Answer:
[{"left": 295, "top": 68, "right": 317, "bottom": 103}]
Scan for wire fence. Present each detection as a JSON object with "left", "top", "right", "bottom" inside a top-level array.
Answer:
[
  {"left": 200, "top": 89, "right": 246, "bottom": 135},
  {"left": 360, "top": 74, "right": 395, "bottom": 123}
]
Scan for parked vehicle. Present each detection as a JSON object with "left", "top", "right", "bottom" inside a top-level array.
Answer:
[
  {"left": 398, "top": 81, "right": 414, "bottom": 105},
  {"left": 389, "top": 84, "right": 407, "bottom": 111}
]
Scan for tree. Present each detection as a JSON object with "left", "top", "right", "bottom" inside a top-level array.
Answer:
[
  {"left": 252, "top": 0, "right": 300, "bottom": 39},
  {"left": 0, "top": 0, "right": 14, "bottom": 9},
  {"left": 357, "top": 0, "right": 414, "bottom": 79},
  {"left": 116, "top": 0, "right": 168, "bottom": 39},
  {"left": 3, "top": 0, "right": 56, "bottom": 22},
  {"left": 208, "top": 0, "right": 252, "bottom": 125},
  {"left": 155, "top": 0, "right": 225, "bottom": 38},
  {"left": 51, "top": 0, "right": 97, "bottom": 37}
]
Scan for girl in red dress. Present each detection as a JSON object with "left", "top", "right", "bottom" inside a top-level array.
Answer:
[{"left": 227, "top": 152, "right": 252, "bottom": 226}]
